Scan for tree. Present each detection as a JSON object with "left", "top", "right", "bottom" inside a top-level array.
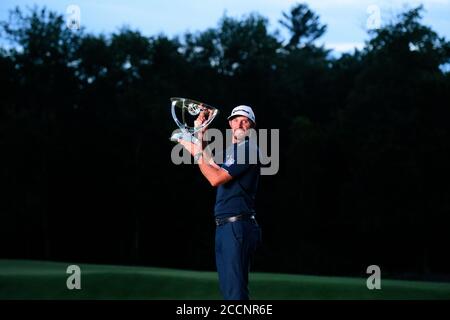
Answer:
[
  {"left": 1, "top": 6, "right": 83, "bottom": 259},
  {"left": 183, "top": 13, "right": 280, "bottom": 77},
  {"left": 279, "top": 3, "right": 327, "bottom": 49},
  {"left": 1, "top": 3, "right": 450, "bottom": 279},
  {"left": 338, "top": 6, "right": 450, "bottom": 276}
]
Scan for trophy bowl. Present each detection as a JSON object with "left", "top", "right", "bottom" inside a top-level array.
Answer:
[{"left": 169, "top": 97, "right": 219, "bottom": 146}]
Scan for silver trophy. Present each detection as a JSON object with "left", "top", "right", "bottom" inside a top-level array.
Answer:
[{"left": 169, "top": 97, "right": 219, "bottom": 146}]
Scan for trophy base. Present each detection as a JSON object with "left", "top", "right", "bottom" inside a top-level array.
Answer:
[{"left": 170, "top": 131, "right": 201, "bottom": 146}]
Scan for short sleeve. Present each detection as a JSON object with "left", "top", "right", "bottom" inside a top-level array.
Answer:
[
  {"left": 220, "top": 141, "right": 258, "bottom": 178},
  {"left": 221, "top": 160, "right": 251, "bottom": 178}
]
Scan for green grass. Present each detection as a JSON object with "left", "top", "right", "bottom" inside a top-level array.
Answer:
[{"left": 1, "top": 259, "right": 449, "bottom": 299}]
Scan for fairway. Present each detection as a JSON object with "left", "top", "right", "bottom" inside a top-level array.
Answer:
[{"left": 1, "top": 260, "right": 449, "bottom": 299}]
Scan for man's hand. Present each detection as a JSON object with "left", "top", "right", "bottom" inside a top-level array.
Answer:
[
  {"left": 195, "top": 110, "right": 210, "bottom": 130},
  {"left": 194, "top": 110, "right": 210, "bottom": 143},
  {"left": 194, "top": 110, "right": 205, "bottom": 128}
]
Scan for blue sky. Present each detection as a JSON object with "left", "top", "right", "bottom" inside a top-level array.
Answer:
[{"left": 1, "top": 0, "right": 449, "bottom": 54}]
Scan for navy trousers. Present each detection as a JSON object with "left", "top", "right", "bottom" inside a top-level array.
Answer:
[{"left": 215, "top": 219, "right": 262, "bottom": 300}]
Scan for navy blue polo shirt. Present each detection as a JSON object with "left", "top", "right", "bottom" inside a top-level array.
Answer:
[{"left": 214, "top": 138, "right": 260, "bottom": 218}]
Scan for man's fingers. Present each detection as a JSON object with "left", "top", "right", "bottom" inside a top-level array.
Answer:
[{"left": 197, "top": 111, "right": 207, "bottom": 122}]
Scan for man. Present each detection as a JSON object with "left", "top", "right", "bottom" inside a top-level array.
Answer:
[{"left": 178, "top": 105, "right": 262, "bottom": 300}]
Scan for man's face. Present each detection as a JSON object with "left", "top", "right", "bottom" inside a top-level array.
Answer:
[{"left": 229, "top": 116, "right": 252, "bottom": 142}]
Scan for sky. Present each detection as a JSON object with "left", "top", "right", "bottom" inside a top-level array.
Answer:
[{"left": 1, "top": 0, "right": 449, "bottom": 54}]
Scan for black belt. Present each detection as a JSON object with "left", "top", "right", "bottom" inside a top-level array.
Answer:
[{"left": 215, "top": 214, "right": 256, "bottom": 226}]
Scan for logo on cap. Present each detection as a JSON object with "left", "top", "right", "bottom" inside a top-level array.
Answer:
[{"left": 227, "top": 105, "right": 256, "bottom": 123}]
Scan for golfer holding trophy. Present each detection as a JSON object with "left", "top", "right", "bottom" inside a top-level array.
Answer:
[{"left": 170, "top": 97, "right": 262, "bottom": 300}]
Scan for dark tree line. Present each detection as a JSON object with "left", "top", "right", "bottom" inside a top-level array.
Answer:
[{"left": 1, "top": 4, "right": 449, "bottom": 280}]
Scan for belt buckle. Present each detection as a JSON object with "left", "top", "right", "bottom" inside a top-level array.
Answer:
[{"left": 229, "top": 216, "right": 238, "bottom": 223}]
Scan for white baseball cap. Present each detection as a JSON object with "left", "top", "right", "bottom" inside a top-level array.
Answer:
[{"left": 227, "top": 105, "right": 256, "bottom": 124}]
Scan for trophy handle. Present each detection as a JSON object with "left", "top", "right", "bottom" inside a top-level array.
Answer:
[{"left": 171, "top": 100, "right": 188, "bottom": 131}]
